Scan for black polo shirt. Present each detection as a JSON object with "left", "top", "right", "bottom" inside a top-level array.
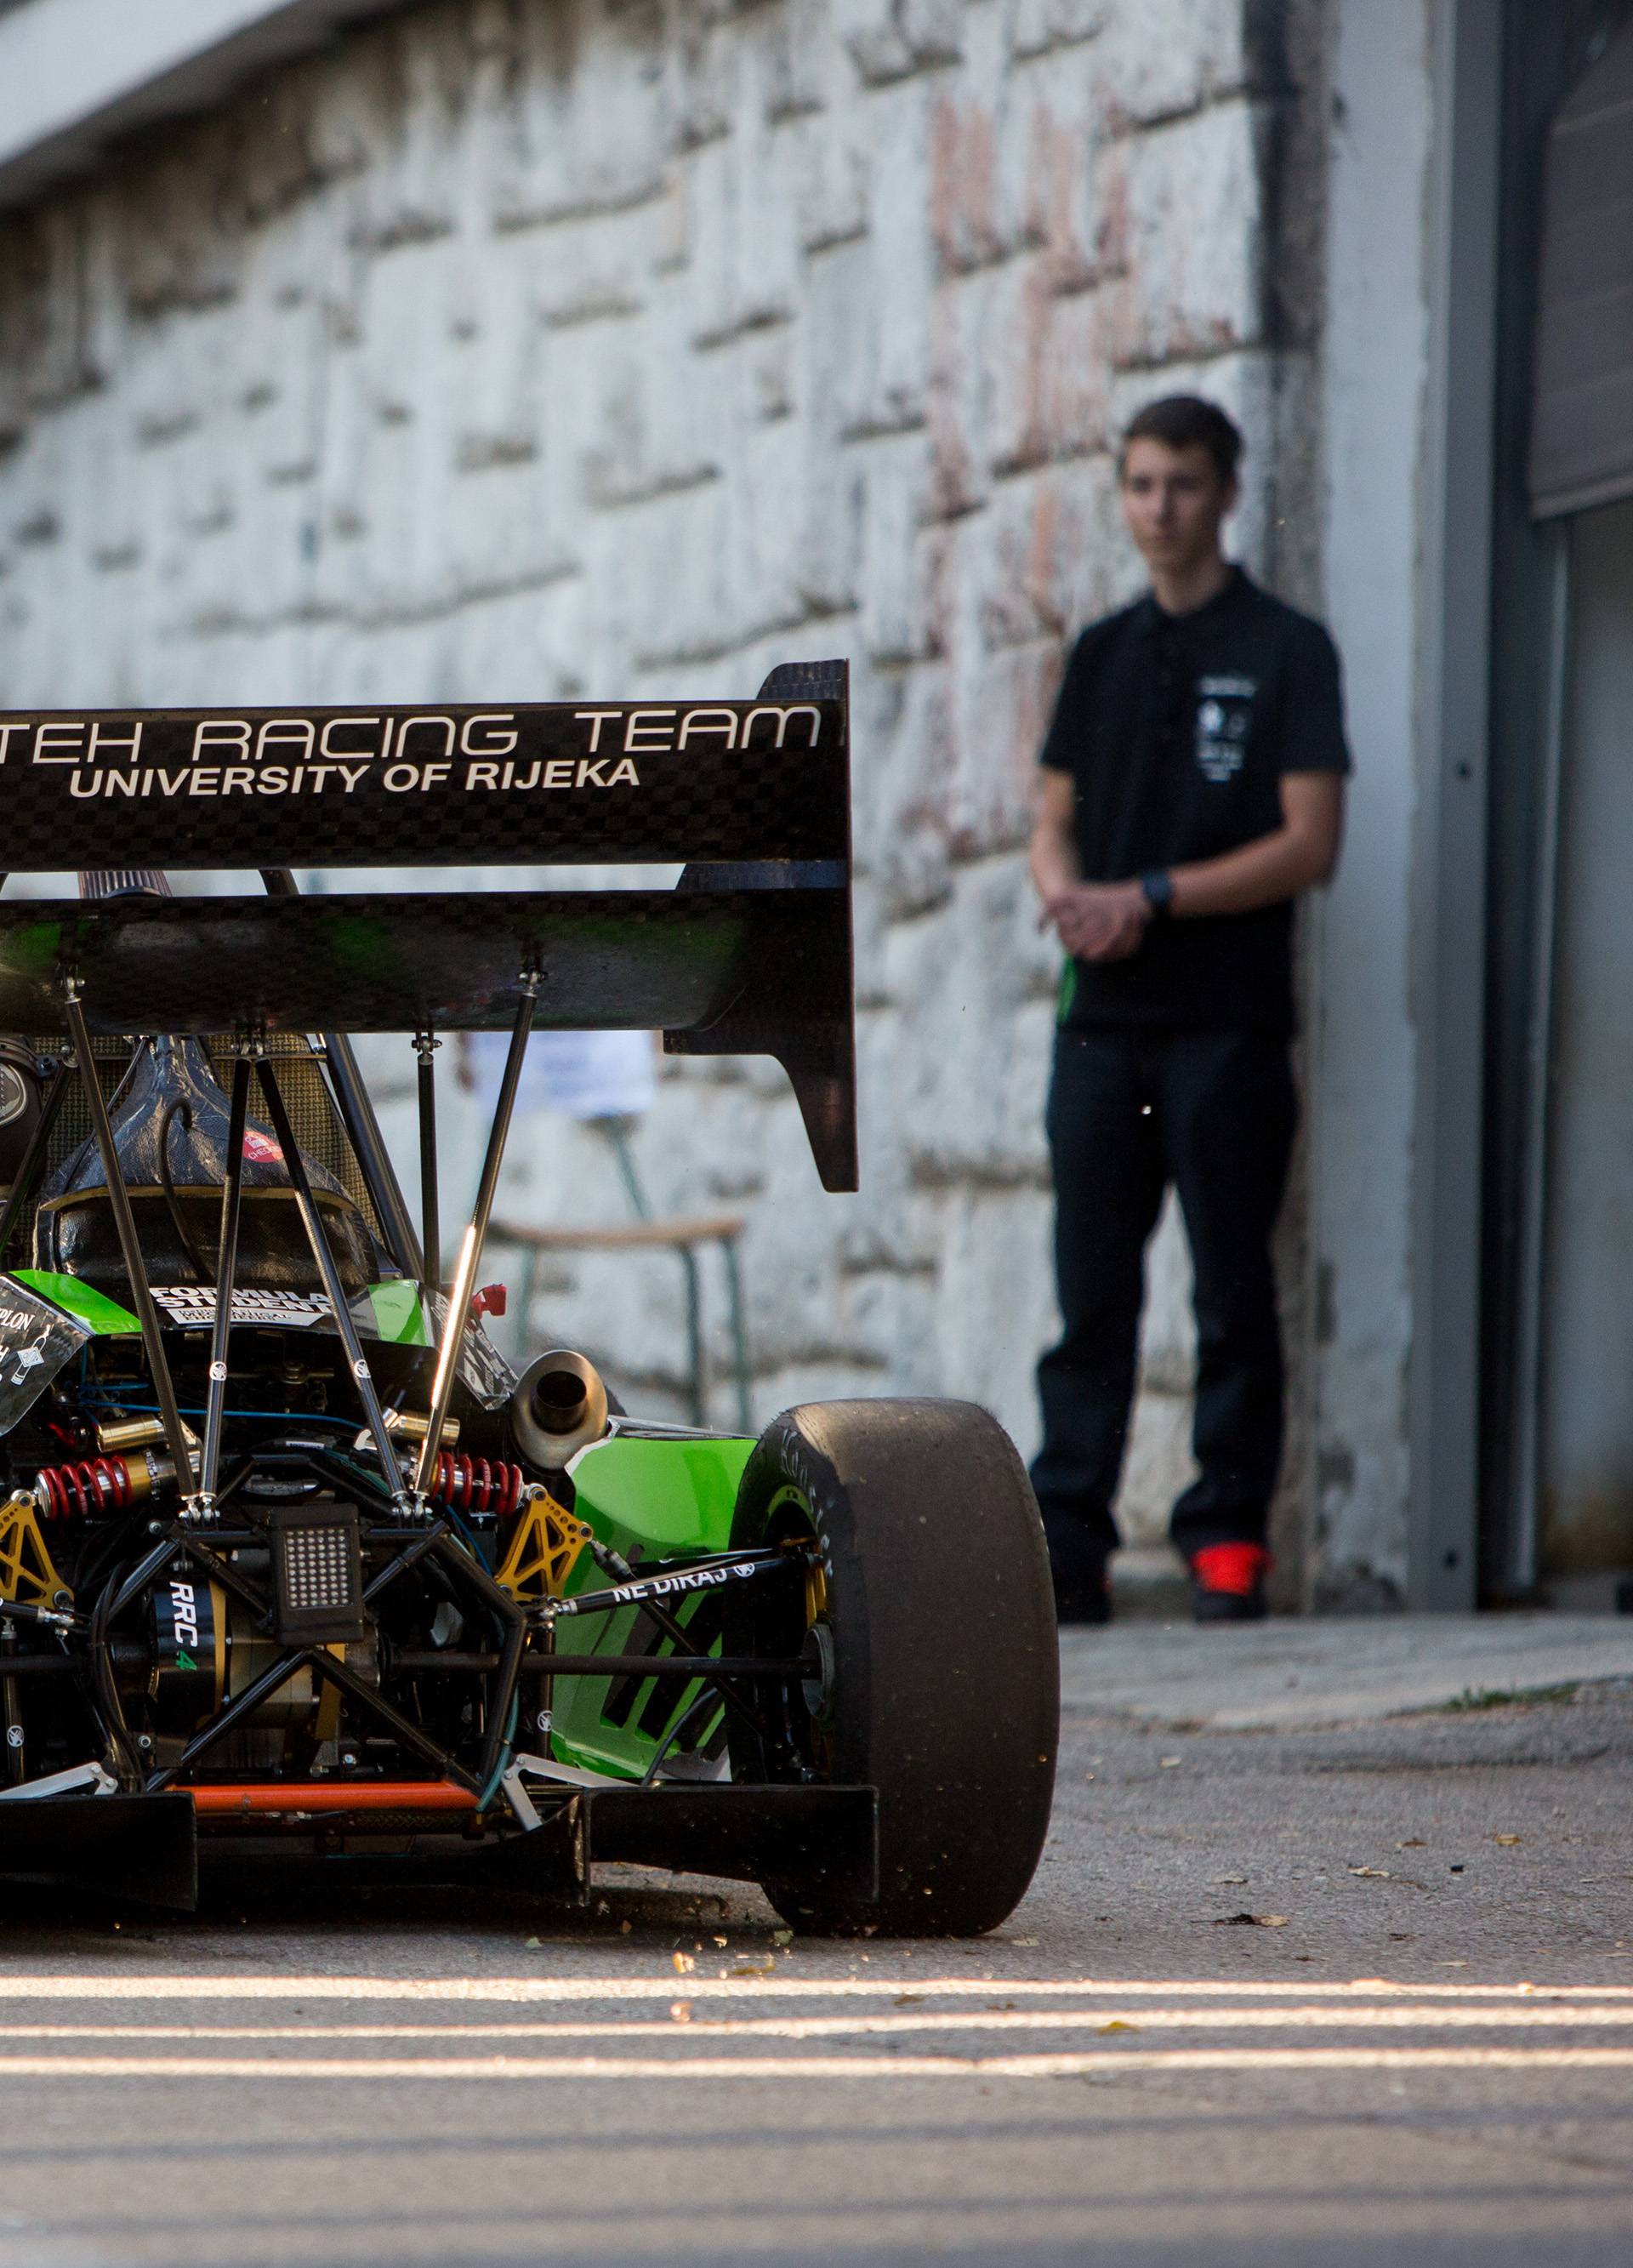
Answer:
[{"left": 1039, "top": 567, "right": 1350, "bottom": 1037}]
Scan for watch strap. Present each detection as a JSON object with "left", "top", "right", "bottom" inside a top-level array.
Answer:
[{"left": 1140, "top": 868, "right": 1175, "bottom": 920}]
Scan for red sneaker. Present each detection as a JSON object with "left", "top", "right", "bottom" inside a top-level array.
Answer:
[{"left": 1189, "top": 1542, "right": 1269, "bottom": 1623}]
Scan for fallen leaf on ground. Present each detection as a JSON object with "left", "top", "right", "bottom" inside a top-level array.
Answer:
[
  {"left": 1010, "top": 1936, "right": 1038, "bottom": 1947},
  {"left": 669, "top": 2001, "right": 692, "bottom": 2023},
  {"left": 1493, "top": 1834, "right": 1523, "bottom": 1846},
  {"left": 1098, "top": 2020, "right": 1138, "bottom": 2033},
  {"left": 732, "top": 1957, "right": 776, "bottom": 1977},
  {"left": 1211, "top": 1875, "right": 1248, "bottom": 1886},
  {"left": 1398, "top": 1838, "right": 1427, "bottom": 1849},
  {"left": 1214, "top": 1912, "right": 1288, "bottom": 1928},
  {"left": 894, "top": 1993, "right": 925, "bottom": 2007},
  {"left": 771, "top": 1928, "right": 794, "bottom": 1946},
  {"left": 1348, "top": 1866, "right": 1391, "bottom": 1878},
  {"left": 672, "top": 1951, "right": 697, "bottom": 1975}
]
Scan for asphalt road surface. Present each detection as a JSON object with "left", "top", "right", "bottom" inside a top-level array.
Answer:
[{"left": 3, "top": 1681, "right": 1632, "bottom": 2265}]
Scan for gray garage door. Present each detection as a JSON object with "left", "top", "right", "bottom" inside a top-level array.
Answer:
[
  {"left": 1536, "top": 499, "right": 1633, "bottom": 1587},
  {"left": 1530, "top": 18, "right": 1633, "bottom": 520},
  {"left": 1522, "top": 16, "right": 1633, "bottom": 1596}
]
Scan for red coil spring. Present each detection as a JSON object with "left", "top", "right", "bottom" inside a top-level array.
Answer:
[
  {"left": 35, "top": 1456, "right": 134, "bottom": 1520},
  {"left": 430, "top": 1452, "right": 525, "bottom": 1519}
]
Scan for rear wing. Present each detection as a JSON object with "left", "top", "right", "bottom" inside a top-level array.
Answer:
[{"left": 0, "top": 660, "right": 856, "bottom": 1191}]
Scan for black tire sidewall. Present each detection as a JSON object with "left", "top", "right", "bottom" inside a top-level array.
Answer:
[{"left": 728, "top": 1398, "right": 1058, "bottom": 1936}]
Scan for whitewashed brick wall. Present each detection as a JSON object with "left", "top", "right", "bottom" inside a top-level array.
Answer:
[{"left": 0, "top": 0, "right": 1323, "bottom": 1569}]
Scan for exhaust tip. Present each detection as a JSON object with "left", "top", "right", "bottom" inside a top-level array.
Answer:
[{"left": 511, "top": 1349, "right": 609, "bottom": 1468}]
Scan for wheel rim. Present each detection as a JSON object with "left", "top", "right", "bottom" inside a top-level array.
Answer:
[{"left": 744, "top": 1483, "right": 834, "bottom": 1780}]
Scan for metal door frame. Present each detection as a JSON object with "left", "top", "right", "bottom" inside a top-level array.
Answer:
[
  {"left": 1407, "top": 0, "right": 1505, "bottom": 1610},
  {"left": 1502, "top": 529, "right": 1572, "bottom": 1591}
]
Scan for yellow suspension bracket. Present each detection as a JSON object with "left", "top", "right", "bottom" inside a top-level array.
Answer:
[
  {"left": 803, "top": 1555, "right": 828, "bottom": 1630},
  {"left": 0, "top": 1490, "right": 72, "bottom": 1610},
  {"left": 494, "top": 1487, "right": 594, "bottom": 1603}
]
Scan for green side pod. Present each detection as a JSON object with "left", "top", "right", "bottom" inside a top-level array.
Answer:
[{"left": 548, "top": 1430, "right": 754, "bottom": 1781}]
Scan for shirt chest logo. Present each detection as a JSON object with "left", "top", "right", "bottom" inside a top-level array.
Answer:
[{"left": 1194, "top": 675, "right": 1257, "bottom": 783}]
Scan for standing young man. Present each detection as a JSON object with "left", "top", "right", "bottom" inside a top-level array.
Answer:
[{"left": 1029, "top": 396, "right": 1349, "bottom": 1625}]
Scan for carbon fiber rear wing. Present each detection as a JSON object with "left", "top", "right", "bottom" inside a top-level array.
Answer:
[{"left": 0, "top": 660, "right": 856, "bottom": 1191}]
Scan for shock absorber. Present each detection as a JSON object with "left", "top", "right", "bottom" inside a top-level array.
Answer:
[
  {"left": 33, "top": 1451, "right": 171, "bottom": 1519},
  {"left": 429, "top": 1453, "right": 526, "bottom": 1519}
]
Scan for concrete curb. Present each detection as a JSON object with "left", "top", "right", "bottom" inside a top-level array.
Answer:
[{"left": 1058, "top": 1614, "right": 1633, "bottom": 1730}]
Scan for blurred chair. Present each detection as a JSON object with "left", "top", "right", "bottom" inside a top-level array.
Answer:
[{"left": 465, "top": 1034, "right": 751, "bottom": 1430}]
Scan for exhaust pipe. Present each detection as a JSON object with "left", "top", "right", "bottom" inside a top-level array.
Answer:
[{"left": 510, "top": 1349, "right": 609, "bottom": 1469}]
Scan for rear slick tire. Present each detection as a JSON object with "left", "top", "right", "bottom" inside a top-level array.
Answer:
[{"left": 725, "top": 1399, "right": 1058, "bottom": 1938}]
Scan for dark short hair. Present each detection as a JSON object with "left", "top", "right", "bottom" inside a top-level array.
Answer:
[{"left": 1118, "top": 396, "right": 1243, "bottom": 484}]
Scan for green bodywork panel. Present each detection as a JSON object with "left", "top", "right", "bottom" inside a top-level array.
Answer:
[
  {"left": 13, "top": 1272, "right": 435, "bottom": 1348},
  {"left": 550, "top": 1432, "right": 754, "bottom": 1780},
  {"left": 364, "top": 1280, "right": 432, "bottom": 1344},
  {"left": 12, "top": 1272, "right": 141, "bottom": 1335},
  {"left": 9, "top": 1274, "right": 509, "bottom": 1404},
  {"left": 570, "top": 1434, "right": 752, "bottom": 1556}
]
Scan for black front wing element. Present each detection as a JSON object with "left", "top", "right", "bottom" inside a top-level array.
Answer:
[
  {"left": 526, "top": 1783, "right": 879, "bottom": 1905},
  {"left": 0, "top": 1785, "right": 879, "bottom": 1913}
]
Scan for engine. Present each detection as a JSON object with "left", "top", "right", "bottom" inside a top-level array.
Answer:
[{"left": 0, "top": 1337, "right": 608, "bottom": 1799}]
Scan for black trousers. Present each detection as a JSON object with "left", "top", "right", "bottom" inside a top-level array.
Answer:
[{"left": 1030, "top": 1027, "right": 1297, "bottom": 1579}]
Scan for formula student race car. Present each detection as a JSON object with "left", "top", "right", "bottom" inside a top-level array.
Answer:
[{"left": 0, "top": 662, "right": 1056, "bottom": 1935}]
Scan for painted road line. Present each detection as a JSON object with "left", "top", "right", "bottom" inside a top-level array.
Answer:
[
  {"left": 1, "top": 2047, "right": 1633, "bottom": 2081},
  {"left": 3, "top": 2004, "right": 1633, "bottom": 2043},
  {"left": 0, "top": 1975, "right": 1622, "bottom": 2003}
]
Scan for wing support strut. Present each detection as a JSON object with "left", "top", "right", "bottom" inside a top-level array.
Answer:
[
  {"left": 413, "top": 1029, "right": 441, "bottom": 1302},
  {"left": 251, "top": 1055, "right": 411, "bottom": 1514},
  {"left": 413, "top": 972, "right": 538, "bottom": 1504},
  {"left": 192, "top": 1044, "right": 255, "bottom": 1520},
  {"left": 60, "top": 983, "right": 196, "bottom": 1502},
  {"left": 258, "top": 868, "right": 424, "bottom": 1282}
]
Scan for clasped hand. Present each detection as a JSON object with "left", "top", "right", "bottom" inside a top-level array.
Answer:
[{"left": 1040, "top": 880, "right": 1150, "bottom": 962}]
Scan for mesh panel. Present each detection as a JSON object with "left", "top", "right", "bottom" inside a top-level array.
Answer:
[
  {"left": 251, "top": 1040, "right": 386, "bottom": 1243},
  {"left": 26, "top": 1034, "right": 386, "bottom": 1258}
]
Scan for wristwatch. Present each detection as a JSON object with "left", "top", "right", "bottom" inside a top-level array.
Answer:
[{"left": 1140, "top": 869, "right": 1175, "bottom": 920}]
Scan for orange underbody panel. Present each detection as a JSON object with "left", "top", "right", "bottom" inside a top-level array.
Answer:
[{"left": 189, "top": 1781, "right": 477, "bottom": 1815}]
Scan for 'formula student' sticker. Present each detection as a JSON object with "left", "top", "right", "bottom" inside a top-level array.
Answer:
[{"left": 152, "top": 1287, "right": 328, "bottom": 1330}]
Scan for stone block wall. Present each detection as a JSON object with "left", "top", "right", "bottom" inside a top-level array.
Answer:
[{"left": 0, "top": 0, "right": 1325, "bottom": 1565}]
